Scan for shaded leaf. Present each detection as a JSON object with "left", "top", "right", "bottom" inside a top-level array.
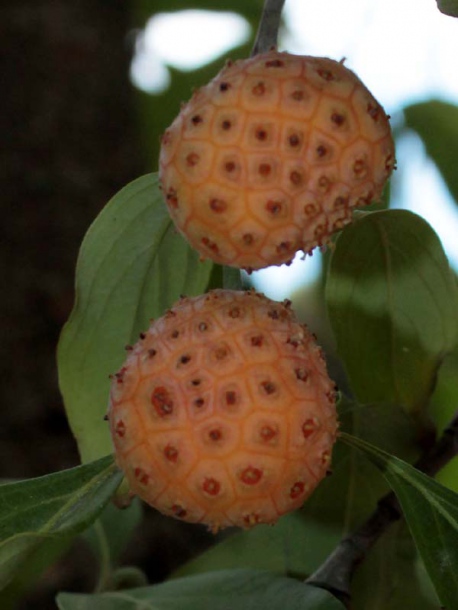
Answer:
[
  {"left": 1, "top": 536, "right": 74, "bottom": 610},
  {"left": 56, "top": 568, "right": 345, "bottom": 610},
  {"left": 326, "top": 209, "right": 458, "bottom": 413},
  {"left": 404, "top": 100, "right": 458, "bottom": 204},
  {"left": 83, "top": 498, "right": 143, "bottom": 590},
  {"left": 174, "top": 512, "right": 343, "bottom": 581},
  {"left": 353, "top": 521, "right": 439, "bottom": 610},
  {"left": 436, "top": 0, "right": 458, "bottom": 17},
  {"left": 0, "top": 456, "right": 122, "bottom": 592},
  {"left": 57, "top": 174, "right": 213, "bottom": 463},
  {"left": 430, "top": 347, "right": 458, "bottom": 492},
  {"left": 340, "top": 432, "right": 458, "bottom": 610}
]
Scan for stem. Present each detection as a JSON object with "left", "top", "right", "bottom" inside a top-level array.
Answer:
[
  {"left": 251, "top": 0, "right": 286, "bottom": 56},
  {"left": 306, "top": 410, "right": 458, "bottom": 607},
  {"left": 92, "top": 520, "right": 112, "bottom": 592}
]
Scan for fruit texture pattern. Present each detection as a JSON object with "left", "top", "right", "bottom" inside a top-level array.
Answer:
[
  {"left": 159, "top": 50, "right": 395, "bottom": 271},
  {"left": 108, "top": 290, "right": 338, "bottom": 531}
]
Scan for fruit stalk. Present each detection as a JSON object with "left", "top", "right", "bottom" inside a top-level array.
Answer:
[{"left": 251, "top": 0, "right": 286, "bottom": 56}]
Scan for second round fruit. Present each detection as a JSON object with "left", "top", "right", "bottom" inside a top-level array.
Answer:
[
  {"left": 159, "top": 50, "right": 395, "bottom": 270},
  {"left": 108, "top": 289, "right": 338, "bottom": 531}
]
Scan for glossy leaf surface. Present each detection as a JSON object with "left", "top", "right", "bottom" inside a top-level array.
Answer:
[
  {"left": 0, "top": 456, "right": 121, "bottom": 591},
  {"left": 326, "top": 210, "right": 458, "bottom": 413}
]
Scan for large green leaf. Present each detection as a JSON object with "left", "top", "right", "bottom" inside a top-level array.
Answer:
[
  {"left": 326, "top": 209, "right": 458, "bottom": 413},
  {"left": 341, "top": 432, "right": 458, "bottom": 610},
  {"left": 404, "top": 100, "right": 458, "bottom": 205},
  {"left": 57, "top": 174, "right": 213, "bottom": 463},
  {"left": 436, "top": 0, "right": 458, "bottom": 17},
  {"left": 0, "top": 456, "right": 122, "bottom": 592},
  {"left": 56, "top": 568, "right": 344, "bottom": 610}
]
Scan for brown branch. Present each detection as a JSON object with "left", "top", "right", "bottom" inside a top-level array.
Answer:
[
  {"left": 305, "top": 410, "right": 458, "bottom": 607},
  {"left": 251, "top": 0, "right": 286, "bottom": 56}
]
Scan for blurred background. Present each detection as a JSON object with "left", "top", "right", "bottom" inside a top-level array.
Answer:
[{"left": 2, "top": 0, "right": 458, "bottom": 607}]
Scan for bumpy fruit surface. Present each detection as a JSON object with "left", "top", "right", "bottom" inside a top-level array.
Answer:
[
  {"left": 159, "top": 50, "right": 395, "bottom": 271},
  {"left": 108, "top": 289, "right": 337, "bottom": 531}
]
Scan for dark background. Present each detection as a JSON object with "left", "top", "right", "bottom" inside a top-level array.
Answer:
[{"left": 2, "top": 2, "right": 145, "bottom": 604}]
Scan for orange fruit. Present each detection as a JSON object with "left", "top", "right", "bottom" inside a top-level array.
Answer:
[
  {"left": 108, "top": 289, "right": 338, "bottom": 531},
  {"left": 159, "top": 50, "right": 395, "bottom": 271}
]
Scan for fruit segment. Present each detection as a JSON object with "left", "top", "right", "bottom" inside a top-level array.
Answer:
[
  {"left": 108, "top": 289, "right": 338, "bottom": 531},
  {"left": 159, "top": 50, "right": 395, "bottom": 271}
]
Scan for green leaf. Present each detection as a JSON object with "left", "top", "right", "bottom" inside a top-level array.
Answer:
[
  {"left": 360, "top": 529, "right": 439, "bottom": 609},
  {"left": 404, "top": 100, "right": 458, "bottom": 204},
  {"left": 326, "top": 209, "right": 458, "bottom": 413},
  {"left": 174, "top": 512, "right": 343, "bottom": 581},
  {"left": 430, "top": 347, "right": 458, "bottom": 493},
  {"left": 56, "top": 568, "right": 345, "bottom": 610},
  {"left": 57, "top": 174, "right": 213, "bottom": 463},
  {"left": 82, "top": 498, "right": 144, "bottom": 592},
  {"left": 352, "top": 521, "right": 439, "bottom": 610},
  {"left": 0, "top": 536, "right": 74, "bottom": 610},
  {"left": 0, "top": 455, "right": 122, "bottom": 592},
  {"left": 340, "top": 432, "right": 458, "bottom": 610},
  {"left": 83, "top": 498, "right": 143, "bottom": 570},
  {"left": 436, "top": 0, "right": 458, "bottom": 17}
]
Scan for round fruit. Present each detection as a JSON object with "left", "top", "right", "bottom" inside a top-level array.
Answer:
[
  {"left": 108, "top": 289, "right": 338, "bottom": 531},
  {"left": 159, "top": 50, "right": 395, "bottom": 271}
]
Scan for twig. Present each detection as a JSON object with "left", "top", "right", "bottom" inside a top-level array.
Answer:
[
  {"left": 251, "top": 0, "right": 286, "bottom": 56},
  {"left": 305, "top": 410, "right": 458, "bottom": 607}
]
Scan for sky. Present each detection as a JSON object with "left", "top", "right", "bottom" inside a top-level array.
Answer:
[{"left": 131, "top": 0, "right": 458, "bottom": 300}]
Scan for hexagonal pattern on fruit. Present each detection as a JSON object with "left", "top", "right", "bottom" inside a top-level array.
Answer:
[
  {"left": 108, "top": 289, "right": 338, "bottom": 532},
  {"left": 159, "top": 50, "right": 395, "bottom": 270}
]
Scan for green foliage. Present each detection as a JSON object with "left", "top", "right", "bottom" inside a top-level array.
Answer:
[
  {"left": 436, "top": 0, "right": 458, "bottom": 17},
  {"left": 83, "top": 499, "right": 144, "bottom": 591},
  {"left": 430, "top": 347, "right": 458, "bottom": 492},
  {"left": 0, "top": 456, "right": 122, "bottom": 594},
  {"left": 404, "top": 100, "right": 458, "bottom": 204},
  {"left": 57, "top": 174, "right": 213, "bottom": 463},
  {"left": 326, "top": 209, "right": 458, "bottom": 414},
  {"left": 56, "top": 569, "right": 345, "bottom": 610},
  {"left": 342, "top": 433, "right": 458, "bottom": 610}
]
